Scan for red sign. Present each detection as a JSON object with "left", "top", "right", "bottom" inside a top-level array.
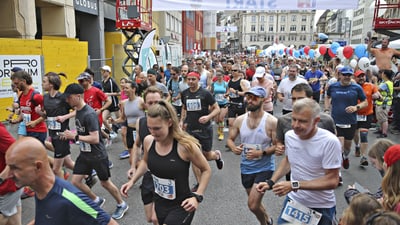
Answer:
[{"left": 375, "top": 18, "right": 400, "bottom": 30}]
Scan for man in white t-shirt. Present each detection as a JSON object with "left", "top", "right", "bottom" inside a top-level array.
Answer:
[
  {"left": 277, "top": 65, "right": 307, "bottom": 114},
  {"left": 256, "top": 98, "right": 341, "bottom": 225}
]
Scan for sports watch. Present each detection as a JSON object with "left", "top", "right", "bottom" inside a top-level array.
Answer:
[
  {"left": 191, "top": 192, "right": 203, "bottom": 203},
  {"left": 291, "top": 181, "right": 300, "bottom": 191}
]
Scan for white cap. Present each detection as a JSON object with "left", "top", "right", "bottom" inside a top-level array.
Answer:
[
  {"left": 288, "top": 56, "right": 294, "bottom": 60},
  {"left": 167, "top": 62, "right": 172, "bottom": 65},
  {"left": 101, "top": 65, "right": 111, "bottom": 72},
  {"left": 254, "top": 67, "right": 265, "bottom": 78}
]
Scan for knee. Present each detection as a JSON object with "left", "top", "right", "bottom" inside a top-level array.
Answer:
[
  {"left": 360, "top": 130, "right": 368, "bottom": 143},
  {"left": 247, "top": 201, "right": 260, "bottom": 212}
]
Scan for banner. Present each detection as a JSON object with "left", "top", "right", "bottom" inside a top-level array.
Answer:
[
  {"left": 0, "top": 55, "right": 43, "bottom": 98},
  {"left": 139, "top": 29, "right": 158, "bottom": 72},
  {"left": 152, "top": 0, "right": 359, "bottom": 11},
  {"left": 216, "top": 26, "right": 238, "bottom": 32}
]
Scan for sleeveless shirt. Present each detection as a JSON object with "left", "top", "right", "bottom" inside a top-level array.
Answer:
[{"left": 124, "top": 98, "right": 145, "bottom": 125}]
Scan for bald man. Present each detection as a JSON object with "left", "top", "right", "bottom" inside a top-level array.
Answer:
[{"left": 6, "top": 137, "right": 118, "bottom": 225}]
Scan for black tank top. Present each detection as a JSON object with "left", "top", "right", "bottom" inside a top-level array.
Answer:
[
  {"left": 228, "top": 78, "right": 244, "bottom": 103},
  {"left": 147, "top": 139, "right": 191, "bottom": 203}
]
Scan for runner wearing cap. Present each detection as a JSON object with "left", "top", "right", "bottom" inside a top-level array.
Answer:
[
  {"left": 180, "top": 71, "right": 224, "bottom": 191},
  {"left": 305, "top": 62, "right": 327, "bottom": 103},
  {"left": 227, "top": 86, "right": 277, "bottom": 225},
  {"left": 353, "top": 70, "right": 379, "bottom": 166},
  {"left": 251, "top": 66, "right": 275, "bottom": 114},
  {"left": 325, "top": 66, "right": 367, "bottom": 170}
]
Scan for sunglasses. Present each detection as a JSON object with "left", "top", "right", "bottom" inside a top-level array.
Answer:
[
  {"left": 196, "top": 63, "right": 202, "bottom": 65},
  {"left": 245, "top": 94, "right": 260, "bottom": 101},
  {"left": 232, "top": 70, "right": 238, "bottom": 72}
]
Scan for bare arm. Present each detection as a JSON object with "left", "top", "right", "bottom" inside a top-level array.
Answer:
[
  {"left": 128, "top": 119, "right": 142, "bottom": 178},
  {"left": 227, "top": 116, "right": 243, "bottom": 155}
]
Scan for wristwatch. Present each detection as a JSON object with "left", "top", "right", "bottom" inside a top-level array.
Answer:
[
  {"left": 356, "top": 105, "right": 361, "bottom": 110},
  {"left": 191, "top": 192, "right": 203, "bottom": 203},
  {"left": 266, "top": 179, "right": 275, "bottom": 189},
  {"left": 75, "top": 134, "right": 79, "bottom": 142},
  {"left": 291, "top": 181, "right": 300, "bottom": 191}
]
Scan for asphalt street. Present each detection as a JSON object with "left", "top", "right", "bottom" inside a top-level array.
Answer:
[{"left": 14, "top": 102, "right": 395, "bottom": 225}]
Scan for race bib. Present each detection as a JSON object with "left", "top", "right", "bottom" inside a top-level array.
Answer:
[
  {"left": 274, "top": 75, "right": 281, "bottom": 80},
  {"left": 186, "top": 99, "right": 201, "bottom": 111},
  {"left": 22, "top": 113, "right": 31, "bottom": 123},
  {"left": 152, "top": 175, "right": 176, "bottom": 200},
  {"left": 215, "top": 94, "right": 225, "bottom": 102},
  {"left": 336, "top": 124, "right": 351, "bottom": 129},
  {"left": 356, "top": 115, "right": 367, "bottom": 122},
  {"left": 132, "top": 130, "right": 136, "bottom": 142},
  {"left": 281, "top": 199, "right": 322, "bottom": 225},
  {"left": 47, "top": 117, "right": 61, "bottom": 130},
  {"left": 243, "top": 143, "right": 262, "bottom": 160},
  {"left": 79, "top": 141, "right": 92, "bottom": 152}
]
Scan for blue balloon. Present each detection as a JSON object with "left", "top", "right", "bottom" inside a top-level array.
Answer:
[
  {"left": 279, "top": 49, "right": 284, "bottom": 55},
  {"left": 330, "top": 42, "right": 340, "bottom": 54},
  {"left": 364, "top": 51, "right": 369, "bottom": 58},
  {"left": 309, "top": 49, "right": 315, "bottom": 58},
  {"left": 355, "top": 44, "right": 366, "bottom": 58},
  {"left": 299, "top": 48, "right": 304, "bottom": 55},
  {"left": 294, "top": 50, "right": 300, "bottom": 58}
]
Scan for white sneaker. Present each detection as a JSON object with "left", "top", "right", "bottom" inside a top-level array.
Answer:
[
  {"left": 105, "top": 139, "right": 112, "bottom": 148},
  {"left": 110, "top": 131, "right": 117, "bottom": 140}
]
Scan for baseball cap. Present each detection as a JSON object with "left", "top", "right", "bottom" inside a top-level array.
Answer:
[
  {"left": 288, "top": 56, "right": 294, "bottom": 61},
  {"left": 101, "top": 65, "right": 111, "bottom": 72},
  {"left": 167, "top": 62, "right": 172, "bottom": 65},
  {"left": 77, "top": 72, "right": 91, "bottom": 81},
  {"left": 187, "top": 71, "right": 200, "bottom": 79},
  {"left": 254, "top": 67, "right": 265, "bottom": 78},
  {"left": 64, "top": 83, "right": 84, "bottom": 96},
  {"left": 384, "top": 145, "right": 400, "bottom": 167},
  {"left": 147, "top": 69, "right": 157, "bottom": 76},
  {"left": 245, "top": 86, "right": 267, "bottom": 98},
  {"left": 354, "top": 70, "right": 365, "bottom": 77},
  {"left": 11, "top": 67, "right": 23, "bottom": 72},
  {"left": 340, "top": 66, "right": 354, "bottom": 75}
]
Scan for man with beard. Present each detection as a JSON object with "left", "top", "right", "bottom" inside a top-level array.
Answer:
[
  {"left": 257, "top": 98, "right": 341, "bottom": 225},
  {"left": 227, "top": 86, "right": 277, "bottom": 225},
  {"left": 368, "top": 37, "right": 400, "bottom": 71},
  {"left": 325, "top": 67, "right": 367, "bottom": 170},
  {"left": 353, "top": 70, "right": 379, "bottom": 166}
]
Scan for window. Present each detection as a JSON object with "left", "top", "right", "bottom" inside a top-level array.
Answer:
[
  {"left": 260, "top": 25, "right": 265, "bottom": 32},
  {"left": 301, "top": 25, "right": 306, "bottom": 31},
  {"left": 251, "top": 25, "right": 256, "bottom": 32},
  {"left": 280, "top": 25, "right": 285, "bottom": 32},
  {"left": 251, "top": 16, "right": 256, "bottom": 23},
  {"left": 290, "top": 25, "right": 296, "bottom": 31},
  {"left": 269, "top": 15, "right": 274, "bottom": 22},
  {"left": 291, "top": 15, "right": 296, "bottom": 22},
  {"left": 302, "top": 15, "right": 307, "bottom": 22},
  {"left": 281, "top": 16, "right": 286, "bottom": 22},
  {"left": 260, "top": 16, "right": 265, "bottom": 22},
  {"left": 269, "top": 25, "right": 274, "bottom": 32}
]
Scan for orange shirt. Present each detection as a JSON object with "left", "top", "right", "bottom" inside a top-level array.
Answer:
[{"left": 358, "top": 82, "right": 378, "bottom": 115}]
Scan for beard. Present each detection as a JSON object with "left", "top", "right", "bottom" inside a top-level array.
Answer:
[{"left": 247, "top": 102, "right": 262, "bottom": 112}]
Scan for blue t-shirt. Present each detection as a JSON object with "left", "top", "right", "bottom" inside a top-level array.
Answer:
[
  {"left": 305, "top": 69, "right": 324, "bottom": 92},
  {"left": 35, "top": 177, "right": 111, "bottom": 225},
  {"left": 327, "top": 82, "right": 366, "bottom": 125}
]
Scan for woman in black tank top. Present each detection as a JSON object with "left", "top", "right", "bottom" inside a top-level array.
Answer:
[{"left": 120, "top": 100, "right": 211, "bottom": 225}]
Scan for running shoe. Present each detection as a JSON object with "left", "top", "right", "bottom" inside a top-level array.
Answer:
[
  {"left": 85, "top": 174, "right": 98, "bottom": 188},
  {"left": 112, "top": 203, "right": 129, "bottom": 220},
  {"left": 96, "top": 197, "right": 106, "bottom": 208},
  {"left": 110, "top": 131, "right": 118, "bottom": 140},
  {"left": 105, "top": 139, "right": 112, "bottom": 148},
  {"left": 215, "top": 150, "right": 224, "bottom": 170},
  {"left": 360, "top": 157, "right": 369, "bottom": 166},
  {"left": 119, "top": 150, "right": 130, "bottom": 159},
  {"left": 377, "top": 133, "right": 388, "bottom": 138},
  {"left": 342, "top": 154, "right": 350, "bottom": 169},
  {"left": 109, "top": 160, "right": 114, "bottom": 169}
]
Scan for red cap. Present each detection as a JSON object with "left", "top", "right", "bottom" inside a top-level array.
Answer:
[
  {"left": 354, "top": 70, "right": 365, "bottom": 77},
  {"left": 384, "top": 145, "right": 400, "bottom": 167},
  {"left": 187, "top": 71, "right": 200, "bottom": 79}
]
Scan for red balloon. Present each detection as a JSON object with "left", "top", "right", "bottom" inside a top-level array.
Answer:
[
  {"left": 328, "top": 48, "right": 336, "bottom": 58},
  {"left": 343, "top": 46, "right": 354, "bottom": 59},
  {"left": 289, "top": 48, "right": 293, "bottom": 56},
  {"left": 319, "top": 46, "right": 327, "bottom": 55},
  {"left": 304, "top": 46, "right": 310, "bottom": 55}
]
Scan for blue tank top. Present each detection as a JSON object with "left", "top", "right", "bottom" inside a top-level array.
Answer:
[
  {"left": 239, "top": 112, "right": 275, "bottom": 174},
  {"left": 213, "top": 81, "right": 228, "bottom": 106}
]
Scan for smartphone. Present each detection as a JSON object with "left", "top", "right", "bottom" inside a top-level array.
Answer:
[
  {"left": 354, "top": 182, "right": 368, "bottom": 193},
  {"left": 56, "top": 132, "right": 64, "bottom": 136}
]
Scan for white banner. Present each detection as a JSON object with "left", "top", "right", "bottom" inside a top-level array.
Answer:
[
  {"left": 0, "top": 55, "right": 43, "bottom": 98},
  {"left": 152, "top": 0, "right": 359, "bottom": 11},
  {"left": 216, "top": 26, "right": 238, "bottom": 32}
]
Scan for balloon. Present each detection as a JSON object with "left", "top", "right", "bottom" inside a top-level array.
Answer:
[
  {"left": 309, "top": 49, "right": 315, "bottom": 58},
  {"left": 330, "top": 42, "right": 340, "bottom": 53},
  {"left": 328, "top": 48, "right": 336, "bottom": 58},
  {"left": 355, "top": 44, "right": 367, "bottom": 58},
  {"left": 368, "top": 65, "right": 379, "bottom": 75},
  {"left": 304, "top": 46, "right": 310, "bottom": 55},
  {"left": 315, "top": 50, "right": 321, "bottom": 58},
  {"left": 289, "top": 48, "right": 293, "bottom": 56},
  {"left": 337, "top": 47, "right": 344, "bottom": 59},
  {"left": 343, "top": 46, "right": 354, "bottom": 59},
  {"left": 350, "top": 59, "right": 358, "bottom": 68},
  {"left": 358, "top": 57, "right": 370, "bottom": 71},
  {"left": 279, "top": 49, "right": 284, "bottom": 55},
  {"left": 319, "top": 46, "right": 327, "bottom": 55},
  {"left": 293, "top": 50, "right": 300, "bottom": 58}
]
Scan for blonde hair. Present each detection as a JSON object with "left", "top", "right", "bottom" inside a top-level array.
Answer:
[
  {"left": 382, "top": 160, "right": 400, "bottom": 211},
  {"left": 368, "top": 139, "right": 394, "bottom": 167},
  {"left": 147, "top": 100, "right": 200, "bottom": 154}
]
